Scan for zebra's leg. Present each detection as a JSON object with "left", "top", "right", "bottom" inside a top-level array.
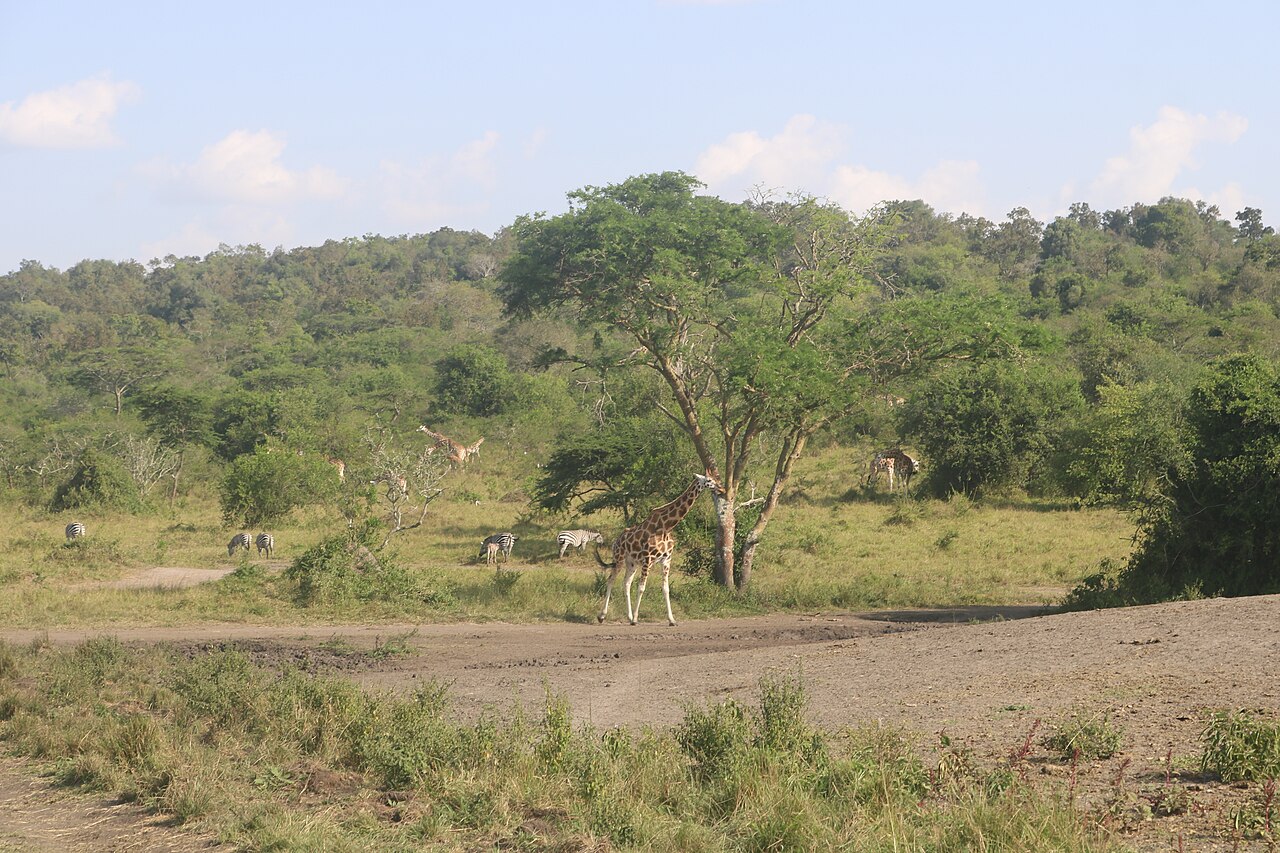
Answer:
[
  {"left": 597, "top": 564, "right": 621, "bottom": 623},
  {"left": 661, "top": 555, "right": 676, "bottom": 627},
  {"left": 559, "top": 541, "right": 568, "bottom": 558}
]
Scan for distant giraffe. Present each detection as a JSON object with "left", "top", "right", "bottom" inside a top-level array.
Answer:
[
  {"left": 418, "top": 426, "right": 484, "bottom": 468},
  {"left": 595, "top": 473, "right": 723, "bottom": 626},
  {"left": 867, "top": 448, "right": 920, "bottom": 492},
  {"left": 327, "top": 457, "right": 346, "bottom": 483}
]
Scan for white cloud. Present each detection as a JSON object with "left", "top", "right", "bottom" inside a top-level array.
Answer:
[
  {"left": 696, "top": 114, "right": 986, "bottom": 216},
  {"left": 696, "top": 114, "right": 845, "bottom": 194},
  {"left": 1085, "top": 106, "right": 1248, "bottom": 207},
  {"left": 379, "top": 131, "right": 503, "bottom": 224},
  {"left": 144, "top": 129, "right": 347, "bottom": 204},
  {"left": 832, "top": 160, "right": 985, "bottom": 217},
  {"left": 138, "top": 210, "right": 299, "bottom": 262},
  {"left": 0, "top": 77, "right": 139, "bottom": 149}
]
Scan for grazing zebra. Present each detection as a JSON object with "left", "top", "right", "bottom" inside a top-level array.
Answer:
[
  {"left": 255, "top": 532, "right": 275, "bottom": 558},
  {"left": 557, "top": 529, "right": 605, "bottom": 558},
  {"left": 227, "top": 532, "right": 252, "bottom": 557},
  {"left": 65, "top": 521, "right": 86, "bottom": 541},
  {"left": 867, "top": 448, "right": 920, "bottom": 492},
  {"left": 480, "top": 532, "right": 517, "bottom": 565}
]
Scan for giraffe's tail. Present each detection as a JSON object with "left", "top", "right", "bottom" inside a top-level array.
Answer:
[{"left": 593, "top": 542, "right": 615, "bottom": 569}]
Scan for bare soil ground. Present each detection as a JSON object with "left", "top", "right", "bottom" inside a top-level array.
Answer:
[{"left": 1, "top": 594, "right": 1278, "bottom": 850}]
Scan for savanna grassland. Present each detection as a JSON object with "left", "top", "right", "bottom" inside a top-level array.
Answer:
[{"left": 3, "top": 182, "right": 1280, "bottom": 849}]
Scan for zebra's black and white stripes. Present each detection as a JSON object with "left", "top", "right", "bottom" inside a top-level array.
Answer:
[
  {"left": 227, "top": 532, "right": 251, "bottom": 557},
  {"left": 255, "top": 532, "right": 275, "bottom": 558},
  {"left": 65, "top": 522, "right": 86, "bottom": 541},
  {"left": 557, "top": 529, "right": 604, "bottom": 558},
  {"left": 480, "top": 532, "right": 517, "bottom": 564}
]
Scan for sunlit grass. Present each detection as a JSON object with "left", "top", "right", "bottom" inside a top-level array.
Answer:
[{"left": 0, "top": 448, "right": 1135, "bottom": 628}]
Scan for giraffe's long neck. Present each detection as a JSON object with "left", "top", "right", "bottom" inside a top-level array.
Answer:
[{"left": 646, "top": 477, "right": 707, "bottom": 532}]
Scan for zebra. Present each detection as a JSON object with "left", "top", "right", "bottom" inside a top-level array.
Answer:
[
  {"left": 557, "top": 529, "right": 605, "bottom": 558},
  {"left": 227, "top": 532, "right": 252, "bottom": 557},
  {"left": 65, "top": 521, "right": 86, "bottom": 541},
  {"left": 480, "top": 532, "right": 517, "bottom": 565},
  {"left": 255, "top": 532, "right": 275, "bottom": 558}
]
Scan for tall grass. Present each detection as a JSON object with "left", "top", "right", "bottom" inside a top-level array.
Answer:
[
  {"left": 0, "top": 639, "right": 1116, "bottom": 851},
  {"left": 0, "top": 447, "right": 1135, "bottom": 627}
]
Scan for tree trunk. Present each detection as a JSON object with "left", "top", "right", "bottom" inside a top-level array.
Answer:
[
  {"left": 713, "top": 492, "right": 736, "bottom": 587},
  {"left": 113, "top": 387, "right": 125, "bottom": 416},
  {"left": 737, "top": 432, "right": 808, "bottom": 591}
]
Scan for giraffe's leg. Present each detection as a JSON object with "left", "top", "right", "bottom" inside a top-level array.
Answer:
[
  {"left": 661, "top": 555, "right": 676, "bottom": 626},
  {"left": 597, "top": 565, "right": 621, "bottom": 623},
  {"left": 631, "top": 560, "right": 650, "bottom": 626}
]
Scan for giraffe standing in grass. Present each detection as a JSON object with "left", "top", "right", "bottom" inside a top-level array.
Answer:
[
  {"left": 595, "top": 473, "right": 723, "bottom": 627},
  {"left": 418, "top": 426, "right": 484, "bottom": 468}
]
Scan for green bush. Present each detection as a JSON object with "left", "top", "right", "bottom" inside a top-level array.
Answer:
[
  {"left": 1201, "top": 710, "right": 1280, "bottom": 782},
  {"left": 899, "top": 360, "right": 1085, "bottom": 497},
  {"left": 49, "top": 449, "right": 142, "bottom": 512},
  {"left": 218, "top": 446, "right": 338, "bottom": 527},
  {"left": 1098, "top": 353, "right": 1280, "bottom": 602},
  {"left": 286, "top": 520, "right": 423, "bottom": 607},
  {"left": 433, "top": 345, "right": 521, "bottom": 416},
  {"left": 1042, "top": 715, "right": 1123, "bottom": 760}
]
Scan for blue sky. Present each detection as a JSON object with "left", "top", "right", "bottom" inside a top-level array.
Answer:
[{"left": 2, "top": 1, "right": 1277, "bottom": 274}]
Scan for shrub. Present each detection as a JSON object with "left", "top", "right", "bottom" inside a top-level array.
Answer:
[
  {"left": 1093, "top": 353, "right": 1280, "bottom": 603},
  {"left": 218, "top": 446, "right": 339, "bottom": 527},
  {"left": 286, "top": 520, "right": 422, "bottom": 607},
  {"left": 1201, "top": 710, "right": 1280, "bottom": 782},
  {"left": 49, "top": 449, "right": 143, "bottom": 512},
  {"left": 1042, "top": 715, "right": 1122, "bottom": 760},
  {"left": 899, "top": 360, "right": 1085, "bottom": 497}
]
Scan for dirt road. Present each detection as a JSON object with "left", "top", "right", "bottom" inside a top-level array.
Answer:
[{"left": 1, "top": 595, "right": 1277, "bottom": 850}]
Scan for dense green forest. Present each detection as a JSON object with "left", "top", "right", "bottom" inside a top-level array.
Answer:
[{"left": 4, "top": 176, "right": 1280, "bottom": 602}]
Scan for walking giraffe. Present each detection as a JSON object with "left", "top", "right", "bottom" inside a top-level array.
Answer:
[
  {"left": 595, "top": 473, "right": 723, "bottom": 627},
  {"left": 417, "top": 426, "right": 484, "bottom": 468}
]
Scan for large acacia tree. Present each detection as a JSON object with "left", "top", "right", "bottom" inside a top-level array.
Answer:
[{"left": 500, "top": 173, "right": 905, "bottom": 588}]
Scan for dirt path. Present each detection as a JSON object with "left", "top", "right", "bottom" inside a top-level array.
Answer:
[{"left": 1, "top": 595, "right": 1278, "bottom": 850}]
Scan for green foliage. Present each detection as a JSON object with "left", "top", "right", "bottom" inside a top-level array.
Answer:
[
  {"left": 285, "top": 519, "right": 427, "bottom": 607},
  {"left": 1042, "top": 715, "right": 1123, "bottom": 760},
  {"left": 534, "top": 412, "right": 694, "bottom": 520},
  {"left": 1200, "top": 711, "right": 1280, "bottom": 782},
  {"left": 218, "top": 446, "right": 338, "bottom": 527},
  {"left": 1118, "top": 353, "right": 1280, "bottom": 599},
  {"left": 1066, "top": 381, "right": 1190, "bottom": 506},
  {"left": 49, "top": 449, "right": 143, "bottom": 512},
  {"left": 900, "top": 360, "right": 1085, "bottom": 496},
  {"left": 432, "top": 344, "right": 520, "bottom": 416}
]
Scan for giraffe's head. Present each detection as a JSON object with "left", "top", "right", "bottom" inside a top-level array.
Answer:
[{"left": 694, "top": 473, "right": 724, "bottom": 497}]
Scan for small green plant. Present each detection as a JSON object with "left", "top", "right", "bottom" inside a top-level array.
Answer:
[
  {"left": 934, "top": 529, "right": 960, "bottom": 550},
  {"left": 1201, "top": 710, "right": 1280, "bottom": 782},
  {"left": 491, "top": 567, "right": 521, "bottom": 596},
  {"left": 1042, "top": 714, "right": 1123, "bottom": 761},
  {"left": 884, "top": 495, "right": 924, "bottom": 526}
]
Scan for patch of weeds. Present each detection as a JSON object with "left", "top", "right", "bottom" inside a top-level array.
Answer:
[
  {"left": 371, "top": 630, "right": 418, "bottom": 660},
  {"left": 884, "top": 496, "right": 923, "bottom": 526},
  {"left": 1201, "top": 710, "right": 1280, "bottom": 782},
  {"left": 1229, "top": 778, "right": 1280, "bottom": 841},
  {"left": 491, "top": 567, "right": 521, "bottom": 596},
  {"left": 947, "top": 490, "right": 973, "bottom": 517},
  {"left": 1145, "top": 747, "right": 1190, "bottom": 817},
  {"left": 1042, "top": 714, "right": 1122, "bottom": 761},
  {"left": 934, "top": 529, "right": 959, "bottom": 550}
]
